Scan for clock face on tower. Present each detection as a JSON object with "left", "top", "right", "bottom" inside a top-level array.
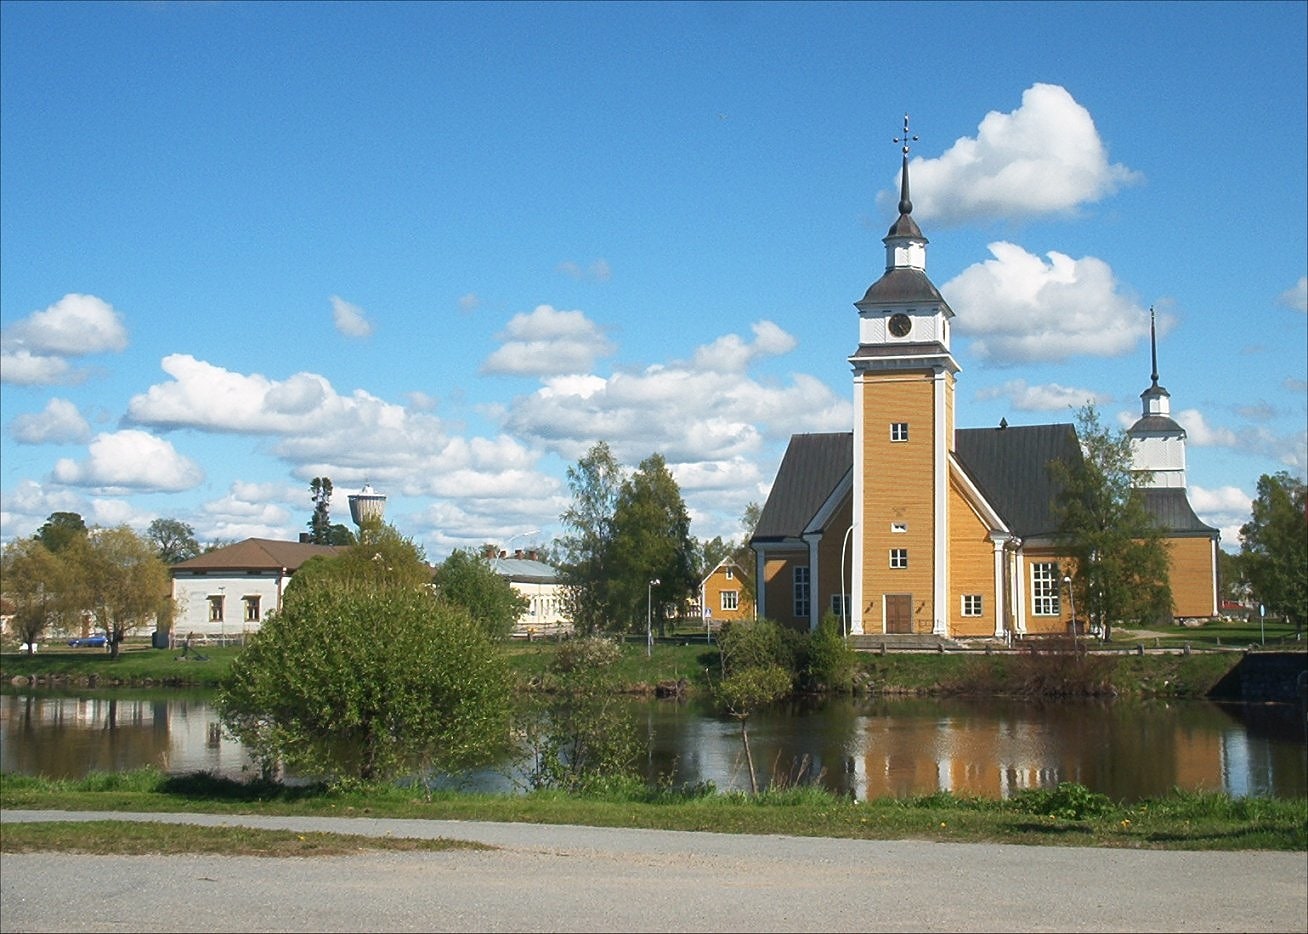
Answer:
[{"left": 888, "top": 313, "right": 912, "bottom": 338}]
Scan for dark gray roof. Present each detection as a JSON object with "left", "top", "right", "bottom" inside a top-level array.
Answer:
[
  {"left": 858, "top": 267, "right": 945, "bottom": 306},
  {"left": 1139, "top": 488, "right": 1219, "bottom": 537},
  {"left": 953, "top": 423, "right": 1083, "bottom": 538},
  {"left": 885, "top": 213, "right": 925, "bottom": 240},
  {"left": 1129, "top": 414, "right": 1184, "bottom": 434},
  {"left": 752, "top": 432, "right": 852, "bottom": 541},
  {"left": 850, "top": 341, "right": 952, "bottom": 362}
]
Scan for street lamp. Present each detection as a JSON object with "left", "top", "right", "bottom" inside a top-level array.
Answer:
[
  {"left": 1063, "top": 576, "right": 1076, "bottom": 639},
  {"left": 840, "top": 524, "right": 854, "bottom": 638},
  {"left": 647, "top": 578, "right": 661, "bottom": 657}
]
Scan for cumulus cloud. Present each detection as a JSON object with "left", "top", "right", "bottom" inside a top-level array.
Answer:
[
  {"left": 0, "top": 294, "right": 128, "bottom": 386},
  {"left": 943, "top": 241, "right": 1148, "bottom": 363},
  {"left": 1278, "top": 276, "right": 1307, "bottom": 313},
  {"left": 51, "top": 429, "right": 204, "bottom": 493},
  {"left": 331, "top": 295, "right": 374, "bottom": 338},
  {"left": 481, "top": 305, "right": 616, "bottom": 377},
  {"left": 974, "top": 379, "right": 1109, "bottom": 412},
  {"left": 1189, "top": 484, "right": 1255, "bottom": 548},
  {"left": 881, "top": 84, "right": 1140, "bottom": 226},
  {"left": 10, "top": 398, "right": 93, "bottom": 444},
  {"left": 501, "top": 323, "right": 850, "bottom": 469},
  {"left": 1175, "top": 408, "right": 1306, "bottom": 472}
]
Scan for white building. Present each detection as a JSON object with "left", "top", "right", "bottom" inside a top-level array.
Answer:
[
  {"left": 490, "top": 549, "right": 571, "bottom": 638},
  {"left": 169, "top": 538, "right": 346, "bottom": 642}
]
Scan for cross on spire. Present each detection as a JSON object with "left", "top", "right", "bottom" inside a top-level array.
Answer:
[{"left": 893, "top": 113, "right": 918, "bottom": 156}]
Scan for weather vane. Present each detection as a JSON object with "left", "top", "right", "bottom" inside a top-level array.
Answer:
[{"left": 893, "top": 113, "right": 918, "bottom": 156}]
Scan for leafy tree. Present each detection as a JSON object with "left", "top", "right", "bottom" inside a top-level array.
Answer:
[
  {"left": 715, "top": 663, "right": 791, "bottom": 795},
  {"left": 146, "top": 518, "right": 201, "bottom": 564},
  {"left": 1052, "top": 405, "right": 1171, "bottom": 640},
  {"left": 1239, "top": 471, "right": 1307, "bottom": 630},
  {"left": 714, "top": 617, "right": 797, "bottom": 794},
  {"left": 801, "top": 614, "right": 858, "bottom": 693},
  {"left": 326, "top": 523, "right": 357, "bottom": 546},
  {"left": 523, "top": 636, "right": 642, "bottom": 794},
  {"left": 0, "top": 538, "right": 63, "bottom": 651},
  {"left": 432, "top": 548, "right": 529, "bottom": 642},
  {"left": 609, "top": 453, "right": 697, "bottom": 637},
  {"left": 36, "top": 511, "right": 87, "bottom": 553},
  {"left": 79, "top": 526, "right": 172, "bottom": 659},
  {"left": 557, "top": 441, "right": 624, "bottom": 635},
  {"left": 307, "top": 477, "right": 335, "bottom": 545},
  {"left": 286, "top": 524, "right": 431, "bottom": 597},
  {"left": 218, "top": 583, "right": 511, "bottom": 784}
]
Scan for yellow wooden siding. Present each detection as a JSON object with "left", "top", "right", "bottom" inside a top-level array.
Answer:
[
  {"left": 859, "top": 372, "right": 938, "bottom": 633},
  {"left": 1022, "top": 547, "right": 1075, "bottom": 635},
  {"left": 762, "top": 553, "right": 806, "bottom": 628},
  {"left": 1165, "top": 536, "right": 1218, "bottom": 619},
  {"left": 816, "top": 497, "right": 853, "bottom": 624},
  {"left": 947, "top": 476, "right": 996, "bottom": 637},
  {"left": 703, "top": 565, "right": 753, "bottom": 622}
]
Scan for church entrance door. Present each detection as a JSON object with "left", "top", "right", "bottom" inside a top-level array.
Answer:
[{"left": 885, "top": 594, "right": 912, "bottom": 633}]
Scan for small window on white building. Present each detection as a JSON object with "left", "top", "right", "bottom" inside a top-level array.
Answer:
[
  {"left": 208, "top": 596, "right": 225, "bottom": 622},
  {"left": 244, "top": 596, "right": 261, "bottom": 622}
]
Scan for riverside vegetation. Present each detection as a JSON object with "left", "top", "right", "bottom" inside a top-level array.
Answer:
[{"left": 3, "top": 617, "right": 1305, "bottom": 855}]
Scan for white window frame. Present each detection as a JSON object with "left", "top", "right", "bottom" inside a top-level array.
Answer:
[
  {"left": 891, "top": 422, "right": 909, "bottom": 443},
  {"left": 243, "top": 595, "right": 261, "bottom": 622},
  {"left": 793, "top": 566, "right": 810, "bottom": 618},
  {"left": 720, "top": 590, "right": 739, "bottom": 612},
  {"left": 961, "top": 594, "right": 982, "bottom": 617},
  {"left": 889, "top": 548, "right": 908, "bottom": 569},
  {"left": 1031, "top": 562, "right": 1061, "bottom": 616},
  {"left": 208, "top": 595, "right": 225, "bottom": 622}
]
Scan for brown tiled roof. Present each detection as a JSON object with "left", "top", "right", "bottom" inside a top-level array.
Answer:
[{"left": 171, "top": 538, "right": 346, "bottom": 573}]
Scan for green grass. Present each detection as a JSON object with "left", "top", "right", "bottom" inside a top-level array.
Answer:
[
  {"left": 2, "top": 768, "right": 1303, "bottom": 853},
  {"left": 0, "top": 819, "right": 493, "bottom": 857}
]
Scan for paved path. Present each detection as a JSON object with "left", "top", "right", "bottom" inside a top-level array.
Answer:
[{"left": 2, "top": 810, "right": 1305, "bottom": 933}]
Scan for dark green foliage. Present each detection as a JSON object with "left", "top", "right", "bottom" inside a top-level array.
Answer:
[
  {"left": 36, "top": 511, "right": 87, "bottom": 553},
  {"left": 285, "top": 525, "right": 432, "bottom": 597},
  {"left": 1009, "top": 782, "right": 1114, "bottom": 821},
  {"left": 717, "top": 617, "right": 799, "bottom": 677},
  {"left": 524, "top": 636, "right": 643, "bottom": 795},
  {"left": 800, "top": 614, "right": 858, "bottom": 693},
  {"left": 145, "top": 518, "right": 201, "bottom": 564},
  {"left": 217, "top": 583, "right": 511, "bottom": 785},
  {"left": 307, "top": 477, "right": 334, "bottom": 545},
  {"left": 432, "top": 549, "right": 528, "bottom": 642},
  {"left": 1053, "top": 405, "right": 1172, "bottom": 636},
  {"left": 1239, "top": 471, "right": 1307, "bottom": 630}
]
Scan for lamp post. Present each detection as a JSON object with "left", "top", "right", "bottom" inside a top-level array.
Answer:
[
  {"left": 1063, "top": 576, "right": 1076, "bottom": 640},
  {"left": 840, "top": 524, "right": 854, "bottom": 638},
  {"left": 647, "top": 578, "right": 660, "bottom": 657}
]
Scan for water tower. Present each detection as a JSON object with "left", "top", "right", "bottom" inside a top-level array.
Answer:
[{"left": 348, "top": 483, "right": 387, "bottom": 534}]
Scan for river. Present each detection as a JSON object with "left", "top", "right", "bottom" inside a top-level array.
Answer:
[{"left": 2, "top": 689, "right": 1304, "bottom": 801}]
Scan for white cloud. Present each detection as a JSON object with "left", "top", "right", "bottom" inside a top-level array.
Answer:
[
  {"left": 883, "top": 84, "right": 1140, "bottom": 226},
  {"left": 51, "top": 429, "right": 204, "bottom": 493},
  {"left": 0, "top": 350, "right": 77, "bottom": 386},
  {"left": 481, "top": 305, "right": 616, "bottom": 377},
  {"left": 1175, "top": 409, "right": 1239, "bottom": 447},
  {"left": 943, "top": 241, "right": 1148, "bottom": 363},
  {"left": 331, "top": 295, "right": 374, "bottom": 338},
  {"left": 1, "top": 293, "right": 129, "bottom": 357},
  {"left": 974, "top": 379, "right": 1109, "bottom": 412},
  {"left": 692, "top": 320, "right": 797, "bottom": 373},
  {"left": 0, "top": 479, "right": 87, "bottom": 540},
  {"left": 10, "top": 398, "right": 93, "bottom": 444},
  {"left": 458, "top": 292, "right": 481, "bottom": 313},
  {"left": 1278, "top": 276, "right": 1307, "bottom": 313},
  {"left": 1189, "top": 484, "right": 1254, "bottom": 549},
  {"left": 1175, "top": 408, "right": 1306, "bottom": 473}
]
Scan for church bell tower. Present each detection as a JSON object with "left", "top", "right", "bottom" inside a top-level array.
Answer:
[{"left": 849, "top": 116, "right": 959, "bottom": 637}]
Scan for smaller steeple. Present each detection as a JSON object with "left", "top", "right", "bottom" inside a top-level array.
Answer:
[
  {"left": 885, "top": 114, "right": 925, "bottom": 245},
  {"left": 1140, "top": 307, "right": 1171, "bottom": 417},
  {"left": 1128, "top": 306, "right": 1187, "bottom": 489}
]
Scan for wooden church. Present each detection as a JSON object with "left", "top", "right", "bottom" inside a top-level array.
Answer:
[{"left": 749, "top": 125, "right": 1219, "bottom": 641}]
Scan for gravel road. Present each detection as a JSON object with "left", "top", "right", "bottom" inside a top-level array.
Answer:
[{"left": 2, "top": 809, "right": 1304, "bottom": 933}]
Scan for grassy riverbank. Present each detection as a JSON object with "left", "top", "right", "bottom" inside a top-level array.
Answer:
[
  {"left": 7, "top": 615, "right": 1304, "bottom": 695},
  {"left": 2, "top": 767, "right": 1304, "bottom": 853}
]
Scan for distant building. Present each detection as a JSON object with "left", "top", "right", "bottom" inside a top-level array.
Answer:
[
  {"left": 488, "top": 547, "right": 571, "bottom": 638},
  {"left": 169, "top": 538, "right": 346, "bottom": 641},
  {"left": 699, "top": 556, "right": 754, "bottom": 631}
]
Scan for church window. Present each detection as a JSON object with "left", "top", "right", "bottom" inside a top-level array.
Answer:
[
  {"left": 891, "top": 522, "right": 907, "bottom": 534},
  {"left": 793, "top": 566, "right": 810, "bottom": 618},
  {"left": 208, "top": 595, "right": 224, "bottom": 622},
  {"left": 244, "top": 596, "right": 260, "bottom": 622},
  {"left": 1031, "top": 563, "right": 1061, "bottom": 616},
  {"left": 961, "top": 594, "right": 982, "bottom": 616},
  {"left": 831, "top": 593, "right": 850, "bottom": 618},
  {"left": 891, "top": 422, "right": 909, "bottom": 442},
  {"left": 889, "top": 549, "right": 908, "bottom": 569},
  {"left": 721, "top": 591, "right": 739, "bottom": 611}
]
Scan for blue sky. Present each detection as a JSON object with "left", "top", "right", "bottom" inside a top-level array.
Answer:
[{"left": 2, "top": 1, "right": 1305, "bottom": 560}]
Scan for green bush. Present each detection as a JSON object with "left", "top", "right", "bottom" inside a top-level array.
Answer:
[
  {"left": 801, "top": 614, "right": 858, "bottom": 693},
  {"left": 1008, "top": 782, "right": 1114, "bottom": 821}
]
